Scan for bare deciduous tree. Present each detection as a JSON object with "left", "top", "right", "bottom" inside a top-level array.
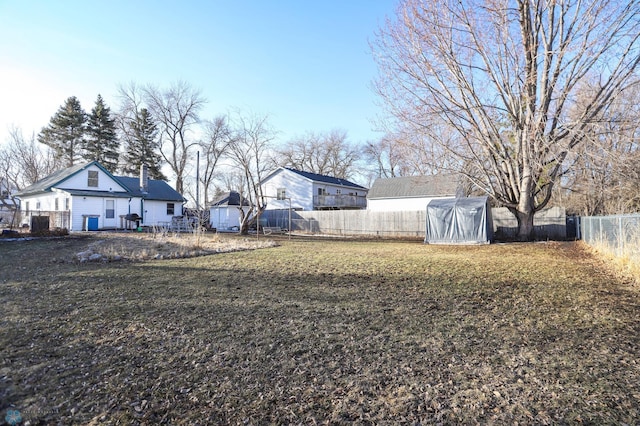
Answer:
[
  {"left": 0, "top": 127, "right": 57, "bottom": 221},
  {"left": 198, "top": 115, "right": 233, "bottom": 206},
  {"left": 117, "top": 82, "right": 166, "bottom": 179},
  {"left": 275, "top": 129, "right": 360, "bottom": 180},
  {"left": 374, "top": 0, "right": 640, "bottom": 240},
  {"left": 143, "top": 81, "right": 206, "bottom": 194},
  {"left": 363, "top": 129, "right": 453, "bottom": 180},
  {"left": 561, "top": 83, "right": 640, "bottom": 215},
  {"left": 2, "top": 126, "right": 57, "bottom": 190},
  {"left": 227, "top": 110, "right": 276, "bottom": 235}
]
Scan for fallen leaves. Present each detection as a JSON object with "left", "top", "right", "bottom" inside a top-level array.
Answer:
[{"left": 1, "top": 238, "right": 640, "bottom": 424}]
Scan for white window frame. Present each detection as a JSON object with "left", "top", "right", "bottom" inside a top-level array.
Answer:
[{"left": 88, "top": 170, "right": 99, "bottom": 187}]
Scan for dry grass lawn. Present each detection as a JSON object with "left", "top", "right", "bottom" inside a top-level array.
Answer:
[{"left": 1, "top": 234, "right": 640, "bottom": 424}]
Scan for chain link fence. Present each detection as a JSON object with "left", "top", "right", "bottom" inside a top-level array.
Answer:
[{"left": 581, "top": 214, "right": 640, "bottom": 257}]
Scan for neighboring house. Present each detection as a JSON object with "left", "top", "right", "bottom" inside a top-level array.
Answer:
[
  {"left": 14, "top": 161, "right": 185, "bottom": 231},
  {"left": 367, "top": 175, "right": 464, "bottom": 212},
  {"left": 260, "top": 167, "right": 368, "bottom": 211},
  {"left": 208, "top": 191, "right": 249, "bottom": 231}
]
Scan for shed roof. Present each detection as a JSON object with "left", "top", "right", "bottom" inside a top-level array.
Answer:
[
  {"left": 367, "top": 175, "right": 461, "bottom": 199},
  {"left": 209, "top": 191, "right": 248, "bottom": 207}
]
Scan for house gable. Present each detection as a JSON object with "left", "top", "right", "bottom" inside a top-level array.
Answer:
[
  {"left": 262, "top": 168, "right": 314, "bottom": 210},
  {"left": 56, "top": 163, "right": 128, "bottom": 194},
  {"left": 15, "top": 161, "right": 128, "bottom": 197},
  {"left": 261, "top": 167, "right": 368, "bottom": 211}
]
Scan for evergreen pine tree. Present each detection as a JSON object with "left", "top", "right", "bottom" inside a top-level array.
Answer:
[
  {"left": 85, "top": 94, "right": 120, "bottom": 172},
  {"left": 38, "top": 96, "right": 87, "bottom": 167},
  {"left": 122, "top": 108, "right": 166, "bottom": 180}
]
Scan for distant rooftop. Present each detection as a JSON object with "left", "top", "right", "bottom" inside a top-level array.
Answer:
[
  {"left": 367, "top": 175, "right": 462, "bottom": 199},
  {"left": 284, "top": 168, "right": 367, "bottom": 190}
]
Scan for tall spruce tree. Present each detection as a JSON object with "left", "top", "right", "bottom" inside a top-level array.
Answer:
[
  {"left": 85, "top": 94, "right": 120, "bottom": 172},
  {"left": 38, "top": 96, "right": 87, "bottom": 167},
  {"left": 122, "top": 108, "right": 166, "bottom": 180}
]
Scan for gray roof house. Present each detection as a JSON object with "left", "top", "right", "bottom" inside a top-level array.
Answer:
[
  {"left": 367, "top": 175, "right": 465, "bottom": 211},
  {"left": 15, "top": 161, "right": 185, "bottom": 231}
]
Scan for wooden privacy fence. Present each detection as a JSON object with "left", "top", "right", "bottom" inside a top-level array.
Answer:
[{"left": 261, "top": 206, "right": 567, "bottom": 240}]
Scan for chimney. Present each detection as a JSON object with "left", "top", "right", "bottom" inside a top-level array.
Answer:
[{"left": 140, "top": 164, "right": 149, "bottom": 192}]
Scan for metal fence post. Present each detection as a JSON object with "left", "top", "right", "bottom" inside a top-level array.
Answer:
[{"left": 619, "top": 216, "right": 623, "bottom": 256}]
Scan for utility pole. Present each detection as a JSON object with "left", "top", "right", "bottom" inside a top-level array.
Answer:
[{"left": 196, "top": 151, "right": 200, "bottom": 211}]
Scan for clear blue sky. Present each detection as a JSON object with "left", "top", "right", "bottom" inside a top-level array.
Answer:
[{"left": 0, "top": 1, "right": 397, "bottom": 147}]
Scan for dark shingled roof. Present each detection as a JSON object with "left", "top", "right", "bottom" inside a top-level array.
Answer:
[
  {"left": 208, "top": 191, "right": 248, "bottom": 207},
  {"left": 367, "top": 175, "right": 462, "bottom": 199},
  {"left": 116, "top": 176, "right": 185, "bottom": 201},
  {"left": 284, "top": 168, "right": 367, "bottom": 190}
]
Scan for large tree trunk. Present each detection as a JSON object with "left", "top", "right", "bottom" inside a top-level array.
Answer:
[
  {"left": 511, "top": 207, "right": 535, "bottom": 242},
  {"left": 515, "top": 209, "right": 535, "bottom": 241},
  {"left": 175, "top": 176, "right": 184, "bottom": 195}
]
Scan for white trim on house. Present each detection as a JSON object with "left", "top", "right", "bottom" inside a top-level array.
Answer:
[{"left": 15, "top": 162, "right": 186, "bottom": 231}]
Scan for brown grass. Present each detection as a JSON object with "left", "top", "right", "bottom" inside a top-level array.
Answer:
[
  {"left": 1, "top": 236, "right": 640, "bottom": 424},
  {"left": 77, "top": 232, "right": 278, "bottom": 261},
  {"left": 587, "top": 231, "right": 640, "bottom": 285}
]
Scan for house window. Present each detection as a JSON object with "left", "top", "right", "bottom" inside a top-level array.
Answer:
[
  {"left": 167, "top": 203, "right": 175, "bottom": 215},
  {"left": 277, "top": 188, "right": 286, "bottom": 200},
  {"left": 105, "top": 200, "right": 115, "bottom": 219},
  {"left": 318, "top": 188, "right": 327, "bottom": 196},
  {"left": 88, "top": 170, "right": 99, "bottom": 187},
  {"left": 336, "top": 189, "right": 342, "bottom": 195},
  {"left": 25, "top": 201, "right": 29, "bottom": 212},
  {"left": 65, "top": 198, "right": 70, "bottom": 210},
  {"left": 55, "top": 198, "right": 59, "bottom": 211},
  {"left": 36, "top": 201, "right": 41, "bottom": 210}
]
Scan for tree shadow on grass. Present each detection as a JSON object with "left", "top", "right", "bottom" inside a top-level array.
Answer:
[{"left": 2, "top": 242, "right": 640, "bottom": 424}]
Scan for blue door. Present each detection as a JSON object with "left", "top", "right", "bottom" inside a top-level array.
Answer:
[{"left": 87, "top": 217, "right": 99, "bottom": 231}]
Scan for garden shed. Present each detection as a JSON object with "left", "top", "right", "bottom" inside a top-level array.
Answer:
[{"left": 425, "top": 196, "right": 493, "bottom": 244}]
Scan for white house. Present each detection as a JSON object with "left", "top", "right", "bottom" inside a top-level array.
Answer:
[
  {"left": 14, "top": 161, "right": 186, "bottom": 231},
  {"left": 260, "top": 167, "right": 368, "bottom": 211},
  {"left": 208, "top": 191, "right": 249, "bottom": 231},
  {"left": 367, "top": 175, "right": 464, "bottom": 212}
]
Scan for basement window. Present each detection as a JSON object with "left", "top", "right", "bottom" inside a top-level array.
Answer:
[{"left": 88, "top": 170, "right": 99, "bottom": 187}]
